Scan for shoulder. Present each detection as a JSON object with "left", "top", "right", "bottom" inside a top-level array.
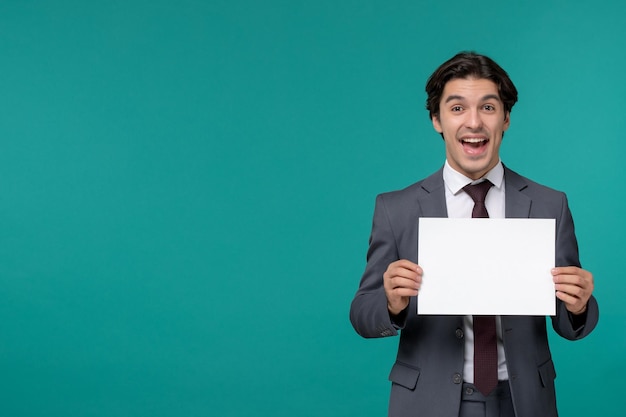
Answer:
[
  {"left": 377, "top": 167, "right": 444, "bottom": 204},
  {"left": 504, "top": 166, "right": 566, "bottom": 198}
]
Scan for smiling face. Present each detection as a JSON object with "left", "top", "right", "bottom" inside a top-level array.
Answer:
[{"left": 432, "top": 77, "right": 510, "bottom": 180}]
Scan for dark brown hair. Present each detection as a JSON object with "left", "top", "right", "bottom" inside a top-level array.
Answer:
[{"left": 425, "top": 52, "right": 518, "bottom": 119}]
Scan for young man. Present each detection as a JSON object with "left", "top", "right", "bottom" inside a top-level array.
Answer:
[{"left": 350, "top": 52, "right": 598, "bottom": 417}]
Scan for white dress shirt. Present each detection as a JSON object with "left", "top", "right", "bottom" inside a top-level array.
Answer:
[{"left": 442, "top": 159, "right": 509, "bottom": 383}]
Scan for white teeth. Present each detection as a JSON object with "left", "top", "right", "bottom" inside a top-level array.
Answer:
[{"left": 461, "top": 138, "right": 487, "bottom": 143}]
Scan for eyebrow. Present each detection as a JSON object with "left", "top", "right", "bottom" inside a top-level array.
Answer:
[{"left": 444, "top": 94, "right": 502, "bottom": 103}]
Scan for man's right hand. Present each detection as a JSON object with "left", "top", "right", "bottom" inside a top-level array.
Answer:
[{"left": 383, "top": 260, "right": 422, "bottom": 316}]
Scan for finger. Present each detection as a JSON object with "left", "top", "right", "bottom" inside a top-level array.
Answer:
[
  {"left": 391, "top": 259, "right": 421, "bottom": 273},
  {"left": 555, "top": 289, "right": 589, "bottom": 313},
  {"left": 552, "top": 273, "right": 587, "bottom": 287},
  {"left": 552, "top": 266, "right": 580, "bottom": 275},
  {"left": 554, "top": 283, "right": 585, "bottom": 298},
  {"left": 552, "top": 267, "right": 592, "bottom": 282},
  {"left": 385, "top": 275, "right": 421, "bottom": 292},
  {"left": 390, "top": 287, "right": 419, "bottom": 297},
  {"left": 385, "top": 267, "right": 420, "bottom": 282},
  {"left": 390, "top": 276, "right": 421, "bottom": 289},
  {"left": 555, "top": 290, "right": 582, "bottom": 309}
]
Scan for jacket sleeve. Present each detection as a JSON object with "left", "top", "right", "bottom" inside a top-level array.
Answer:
[
  {"left": 350, "top": 194, "right": 405, "bottom": 338},
  {"left": 551, "top": 192, "right": 599, "bottom": 340}
]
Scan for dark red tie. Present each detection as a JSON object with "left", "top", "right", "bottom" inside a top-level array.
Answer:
[{"left": 463, "top": 180, "right": 498, "bottom": 396}]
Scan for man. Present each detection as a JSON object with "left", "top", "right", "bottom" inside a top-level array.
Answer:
[{"left": 349, "top": 52, "right": 598, "bottom": 417}]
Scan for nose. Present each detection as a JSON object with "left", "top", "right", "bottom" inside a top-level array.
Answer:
[{"left": 465, "top": 110, "right": 483, "bottom": 130}]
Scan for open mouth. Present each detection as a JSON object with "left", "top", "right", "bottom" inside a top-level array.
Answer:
[{"left": 460, "top": 137, "right": 489, "bottom": 154}]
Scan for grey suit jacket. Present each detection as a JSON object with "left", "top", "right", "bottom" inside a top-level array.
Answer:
[{"left": 350, "top": 166, "right": 599, "bottom": 417}]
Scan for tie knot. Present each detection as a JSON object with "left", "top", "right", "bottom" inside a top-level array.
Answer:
[
  {"left": 463, "top": 180, "right": 493, "bottom": 205},
  {"left": 463, "top": 180, "right": 493, "bottom": 218}
]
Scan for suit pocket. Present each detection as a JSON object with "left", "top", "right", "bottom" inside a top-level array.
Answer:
[
  {"left": 537, "top": 358, "right": 557, "bottom": 387},
  {"left": 388, "top": 361, "right": 421, "bottom": 390}
]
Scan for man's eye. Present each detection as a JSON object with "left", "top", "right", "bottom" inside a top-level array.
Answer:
[
  {"left": 483, "top": 104, "right": 495, "bottom": 111},
  {"left": 451, "top": 106, "right": 463, "bottom": 112}
]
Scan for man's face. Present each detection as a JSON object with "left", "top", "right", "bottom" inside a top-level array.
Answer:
[{"left": 432, "top": 77, "right": 510, "bottom": 180}]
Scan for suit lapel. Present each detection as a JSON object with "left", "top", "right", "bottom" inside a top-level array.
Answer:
[
  {"left": 504, "top": 167, "right": 532, "bottom": 219},
  {"left": 419, "top": 168, "right": 448, "bottom": 217},
  {"left": 417, "top": 166, "right": 533, "bottom": 218}
]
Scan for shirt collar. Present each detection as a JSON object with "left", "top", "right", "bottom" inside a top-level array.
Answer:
[{"left": 443, "top": 160, "right": 504, "bottom": 195}]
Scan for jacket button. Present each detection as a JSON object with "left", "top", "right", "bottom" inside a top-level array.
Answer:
[
  {"left": 455, "top": 328, "right": 464, "bottom": 339},
  {"left": 465, "top": 387, "right": 474, "bottom": 395},
  {"left": 453, "top": 373, "right": 462, "bottom": 384}
]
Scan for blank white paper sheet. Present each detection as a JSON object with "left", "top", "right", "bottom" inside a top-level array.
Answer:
[{"left": 417, "top": 218, "right": 556, "bottom": 316}]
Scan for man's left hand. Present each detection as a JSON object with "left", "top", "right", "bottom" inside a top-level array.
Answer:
[{"left": 552, "top": 266, "right": 594, "bottom": 315}]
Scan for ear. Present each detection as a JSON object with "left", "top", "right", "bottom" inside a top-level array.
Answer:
[
  {"left": 432, "top": 115, "right": 443, "bottom": 133},
  {"left": 503, "top": 112, "right": 511, "bottom": 131}
]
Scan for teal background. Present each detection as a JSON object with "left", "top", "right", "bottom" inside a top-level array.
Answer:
[{"left": 1, "top": 1, "right": 623, "bottom": 416}]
